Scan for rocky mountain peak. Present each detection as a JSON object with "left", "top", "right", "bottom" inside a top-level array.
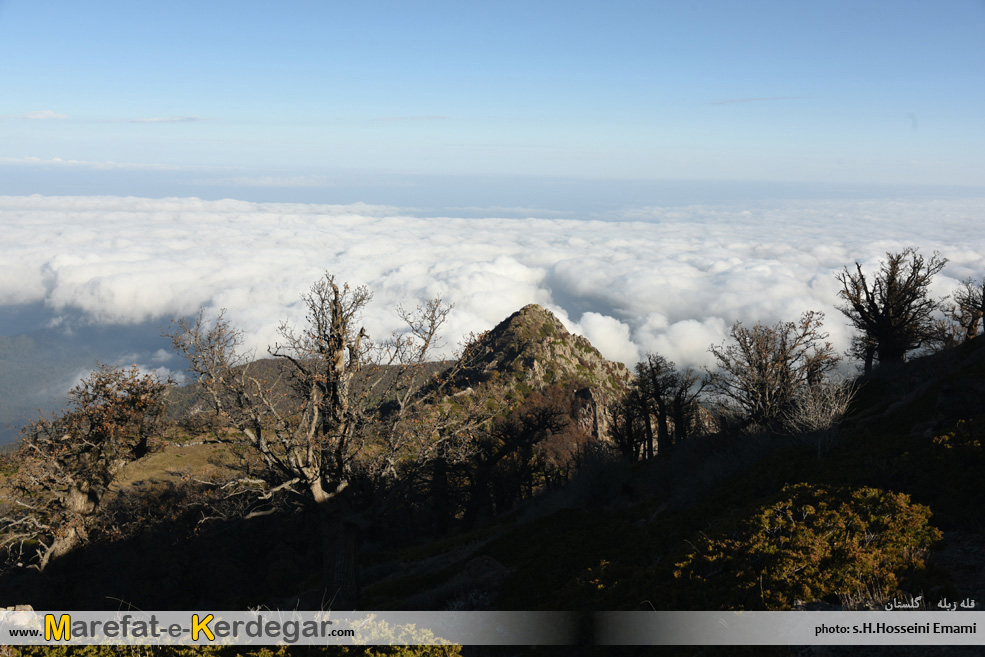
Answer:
[
  {"left": 444, "top": 304, "right": 633, "bottom": 440},
  {"left": 456, "top": 305, "right": 629, "bottom": 390}
]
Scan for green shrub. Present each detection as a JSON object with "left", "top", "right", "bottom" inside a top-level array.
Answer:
[
  {"left": 674, "top": 483, "right": 941, "bottom": 609},
  {"left": 933, "top": 417, "right": 985, "bottom": 451}
]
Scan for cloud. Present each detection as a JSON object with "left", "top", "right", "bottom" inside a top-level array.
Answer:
[
  {"left": 712, "top": 96, "right": 810, "bottom": 106},
  {"left": 445, "top": 205, "right": 573, "bottom": 218},
  {"left": 572, "top": 312, "right": 640, "bottom": 365},
  {"left": 0, "top": 156, "right": 182, "bottom": 171},
  {"left": 2, "top": 194, "right": 984, "bottom": 370},
  {"left": 4, "top": 110, "right": 68, "bottom": 119}
]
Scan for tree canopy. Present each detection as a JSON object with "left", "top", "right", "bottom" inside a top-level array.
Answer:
[
  {"left": 1, "top": 363, "right": 168, "bottom": 570},
  {"left": 707, "top": 311, "right": 839, "bottom": 431},
  {"left": 836, "top": 247, "right": 947, "bottom": 372},
  {"left": 167, "top": 273, "right": 464, "bottom": 606}
]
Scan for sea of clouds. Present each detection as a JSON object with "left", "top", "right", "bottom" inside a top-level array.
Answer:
[{"left": 3, "top": 193, "right": 984, "bottom": 379}]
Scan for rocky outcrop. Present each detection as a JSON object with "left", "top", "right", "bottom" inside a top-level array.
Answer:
[{"left": 441, "top": 304, "right": 633, "bottom": 441}]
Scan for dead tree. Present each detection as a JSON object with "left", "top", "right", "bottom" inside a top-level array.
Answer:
[
  {"left": 783, "top": 378, "right": 857, "bottom": 457},
  {"left": 945, "top": 276, "right": 985, "bottom": 344},
  {"left": 634, "top": 354, "right": 706, "bottom": 457},
  {"left": 610, "top": 387, "right": 649, "bottom": 462},
  {"left": 167, "top": 273, "right": 460, "bottom": 607},
  {"left": 1, "top": 364, "right": 168, "bottom": 570},
  {"left": 837, "top": 248, "right": 948, "bottom": 373}
]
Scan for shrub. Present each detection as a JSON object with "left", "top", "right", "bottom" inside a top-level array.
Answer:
[
  {"left": 0, "top": 449, "right": 18, "bottom": 476},
  {"left": 674, "top": 483, "right": 941, "bottom": 609},
  {"left": 933, "top": 417, "right": 985, "bottom": 452}
]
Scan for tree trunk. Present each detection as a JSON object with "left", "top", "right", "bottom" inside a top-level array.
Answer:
[
  {"left": 671, "top": 398, "right": 692, "bottom": 446},
  {"left": 463, "top": 466, "right": 492, "bottom": 530},
  {"left": 642, "top": 407, "right": 654, "bottom": 460},
  {"left": 877, "top": 333, "right": 907, "bottom": 366},
  {"left": 40, "top": 483, "right": 100, "bottom": 571},
  {"left": 39, "top": 526, "right": 85, "bottom": 572},
  {"left": 654, "top": 398, "right": 671, "bottom": 457}
]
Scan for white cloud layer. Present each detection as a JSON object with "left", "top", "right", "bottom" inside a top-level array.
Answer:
[
  {"left": 2, "top": 194, "right": 984, "bottom": 369},
  {"left": 0, "top": 157, "right": 182, "bottom": 170}
]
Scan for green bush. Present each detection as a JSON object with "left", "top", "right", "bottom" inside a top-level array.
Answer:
[
  {"left": 933, "top": 417, "right": 985, "bottom": 452},
  {"left": 673, "top": 483, "right": 941, "bottom": 609}
]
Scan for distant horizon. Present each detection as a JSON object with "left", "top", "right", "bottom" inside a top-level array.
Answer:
[{"left": 2, "top": 170, "right": 985, "bottom": 219}]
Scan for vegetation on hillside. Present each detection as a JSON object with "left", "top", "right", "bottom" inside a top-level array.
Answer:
[
  {"left": 674, "top": 483, "right": 940, "bottom": 609},
  {"left": 1, "top": 247, "right": 984, "bottom": 648}
]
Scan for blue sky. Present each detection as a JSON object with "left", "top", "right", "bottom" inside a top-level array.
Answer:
[{"left": 1, "top": 0, "right": 983, "bottom": 197}]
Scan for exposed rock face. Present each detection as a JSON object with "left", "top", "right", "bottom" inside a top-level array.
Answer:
[{"left": 443, "top": 304, "right": 633, "bottom": 441}]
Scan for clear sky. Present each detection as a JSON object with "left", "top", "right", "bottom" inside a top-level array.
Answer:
[{"left": 1, "top": 0, "right": 984, "bottom": 195}]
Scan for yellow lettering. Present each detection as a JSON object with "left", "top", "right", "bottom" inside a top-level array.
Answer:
[
  {"left": 45, "top": 614, "right": 70, "bottom": 641},
  {"left": 191, "top": 614, "right": 215, "bottom": 641}
]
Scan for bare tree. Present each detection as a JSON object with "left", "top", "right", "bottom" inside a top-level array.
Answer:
[
  {"left": 635, "top": 355, "right": 672, "bottom": 459},
  {"left": 610, "top": 386, "right": 649, "bottom": 463},
  {"left": 630, "top": 354, "right": 706, "bottom": 458},
  {"left": 1, "top": 364, "right": 169, "bottom": 570},
  {"left": 707, "top": 311, "right": 839, "bottom": 432},
  {"left": 167, "top": 273, "right": 461, "bottom": 607},
  {"left": 669, "top": 366, "right": 707, "bottom": 446},
  {"left": 837, "top": 248, "right": 948, "bottom": 373},
  {"left": 783, "top": 378, "right": 857, "bottom": 458},
  {"left": 944, "top": 276, "right": 985, "bottom": 344}
]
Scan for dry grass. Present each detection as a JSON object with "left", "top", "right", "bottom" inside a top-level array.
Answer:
[{"left": 112, "top": 441, "right": 240, "bottom": 490}]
